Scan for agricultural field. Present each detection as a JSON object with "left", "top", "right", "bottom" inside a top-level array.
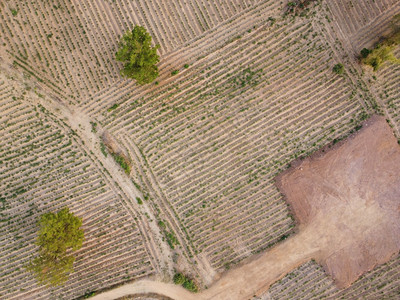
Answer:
[
  {"left": 0, "top": 0, "right": 399, "bottom": 299},
  {"left": 268, "top": 253, "right": 400, "bottom": 300},
  {"left": 0, "top": 69, "right": 156, "bottom": 299}
]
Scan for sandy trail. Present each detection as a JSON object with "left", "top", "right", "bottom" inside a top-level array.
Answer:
[
  {"left": 201, "top": 229, "right": 319, "bottom": 299},
  {"left": 91, "top": 230, "right": 319, "bottom": 300}
]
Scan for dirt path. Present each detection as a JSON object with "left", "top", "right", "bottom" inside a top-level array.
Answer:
[{"left": 90, "top": 229, "right": 318, "bottom": 300}]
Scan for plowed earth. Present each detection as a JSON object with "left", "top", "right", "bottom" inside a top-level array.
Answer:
[{"left": 277, "top": 115, "right": 400, "bottom": 288}]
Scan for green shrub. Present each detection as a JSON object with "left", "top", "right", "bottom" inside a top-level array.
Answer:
[
  {"left": 360, "top": 48, "right": 371, "bottom": 59},
  {"left": 158, "top": 220, "right": 166, "bottom": 229},
  {"left": 182, "top": 278, "right": 198, "bottom": 292},
  {"left": 171, "top": 70, "right": 179, "bottom": 75},
  {"left": 100, "top": 142, "right": 108, "bottom": 157},
  {"left": 165, "top": 231, "right": 179, "bottom": 249},
  {"left": 136, "top": 197, "right": 143, "bottom": 205},
  {"left": 173, "top": 273, "right": 198, "bottom": 292},
  {"left": 112, "top": 153, "right": 131, "bottom": 174},
  {"left": 332, "top": 63, "right": 344, "bottom": 74},
  {"left": 173, "top": 273, "right": 185, "bottom": 285},
  {"left": 107, "top": 103, "right": 119, "bottom": 112}
]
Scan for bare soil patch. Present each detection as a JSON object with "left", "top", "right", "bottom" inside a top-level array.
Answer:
[{"left": 277, "top": 115, "right": 400, "bottom": 288}]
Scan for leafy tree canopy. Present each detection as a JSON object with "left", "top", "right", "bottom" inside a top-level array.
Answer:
[
  {"left": 37, "top": 207, "right": 84, "bottom": 256},
  {"left": 116, "top": 25, "right": 160, "bottom": 84},
  {"left": 27, "top": 207, "right": 84, "bottom": 286},
  {"left": 28, "top": 253, "right": 75, "bottom": 287}
]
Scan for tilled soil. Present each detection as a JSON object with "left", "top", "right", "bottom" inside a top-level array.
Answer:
[{"left": 277, "top": 115, "right": 400, "bottom": 288}]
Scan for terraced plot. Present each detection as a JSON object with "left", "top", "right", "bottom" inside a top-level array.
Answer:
[
  {"left": 371, "top": 48, "right": 400, "bottom": 136},
  {"left": 327, "top": 0, "right": 400, "bottom": 52},
  {"left": 0, "top": 73, "right": 154, "bottom": 299},
  {"left": 0, "top": 0, "right": 269, "bottom": 103},
  {"left": 88, "top": 9, "right": 370, "bottom": 273},
  {"left": 269, "top": 254, "right": 400, "bottom": 299}
]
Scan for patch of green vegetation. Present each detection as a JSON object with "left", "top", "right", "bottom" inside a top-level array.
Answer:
[
  {"left": 81, "top": 290, "right": 96, "bottom": 299},
  {"left": 158, "top": 220, "right": 166, "bottom": 229},
  {"left": 10, "top": 8, "right": 18, "bottom": 16},
  {"left": 111, "top": 153, "right": 131, "bottom": 174},
  {"left": 115, "top": 25, "right": 160, "bottom": 84},
  {"left": 136, "top": 197, "right": 143, "bottom": 205},
  {"left": 332, "top": 63, "right": 344, "bottom": 74},
  {"left": 107, "top": 103, "right": 119, "bottom": 112},
  {"left": 100, "top": 142, "right": 108, "bottom": 157},
  {"left": 165, "top": 231, "right": 179, "bottom": 249},
  {"left": 184, "top": 64, "right": 189, "bottom": 69},
  {"left": 90, "top": 121, "right": 97, "bottom": 133},
  {"left": 361, "top": 14, "right": 400, "bottom": 71},
  {"left": 173, "top": 273, "right": 198, "bottom": 292},
  {"left": 27, "top": 207, "right": 84, "bottom": 287},
  {"left": 171, "top": 70, "right": 179, "bottom": 75}
]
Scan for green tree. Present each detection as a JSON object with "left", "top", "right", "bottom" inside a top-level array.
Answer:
[
  {"left": 115, "top": 26, "right": 160, "bottom": 84},
  {"left": 27, "top": 207, "right": 84, "bottom": 286},
  {"left": 27, "top": 254, "right": 75, "bottom": 287}
]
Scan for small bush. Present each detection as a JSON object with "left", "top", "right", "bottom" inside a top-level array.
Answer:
[
  {"left": 173, "top": 273, "right": 198, "bottom": 292},
  {"left": 158, "top": 220, "right": 166, "bottom": 229},
  {"left": 332, "top": 63, "right": 344, "bottom": 74},
  {"left": 173, "top": 273, "right": 185, "bottom": 285},
  {"left": 360, "top": 48, "right": 371, "bottom": 59},
  {"left": 171, "top": 70, "right": 179, "bottom": 75},
  {"left": 184, "top": 64, "right": 189, "bottom": 69},
  {"left": 112, "top": 153, "right": 131, "bottom": 174},
  {"left": 107, "top": 103, "right": 119, "bottom": 112},
  {"left": 165, "top": 231, "right": 179, "bottom": 249},
  {"left": 136, "top": 197, "right": 143, "bottom": 205},
  {"left": 100, "top": 142, "right": 108, "bottom": 157},
  {"left": 10, "top": 9, "right": 18, "bottom": 16},
  {"left": 90, "top": 121, "right": 97, "bottom": 133},
  {"left": 182, "top": 279, "right": 198, "bottom": 292}
]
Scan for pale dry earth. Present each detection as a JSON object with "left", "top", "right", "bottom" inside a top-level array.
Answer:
[{"left": 278, "top": 115, "right": 400, "bottom": 288}]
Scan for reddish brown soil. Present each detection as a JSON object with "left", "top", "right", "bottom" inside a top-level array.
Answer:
[{"left": 277, "top": 115, "right": 400, "bottom": 288}]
